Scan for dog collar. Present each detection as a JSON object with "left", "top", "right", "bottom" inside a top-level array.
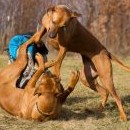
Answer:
[{"left": 36, "top": 102, "right": 54, "bottom": 117}]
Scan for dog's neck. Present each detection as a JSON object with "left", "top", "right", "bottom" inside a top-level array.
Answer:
[
  {"left": 56, "top": 18, "right": 80, "bottom": 47},
  {"left": 69, "top": 18, "right": 78, "bottom": 36}
]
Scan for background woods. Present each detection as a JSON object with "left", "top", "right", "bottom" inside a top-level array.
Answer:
[{"left": 0, "top": 0, "right": 130, "bottom": 55}]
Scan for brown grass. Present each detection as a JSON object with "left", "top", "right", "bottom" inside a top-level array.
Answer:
[{"left": 0, "top": 54, "right": 130, "bottom": 130}]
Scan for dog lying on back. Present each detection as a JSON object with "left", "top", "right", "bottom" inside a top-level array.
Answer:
[
  {"left": 36, "top": 5, "right": 130, "bottom": 121},
  {"left": 0, "top": 32, "right": 79, "bottom": 121}
]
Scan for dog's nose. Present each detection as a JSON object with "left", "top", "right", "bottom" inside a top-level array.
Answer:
[{"left": 49, "top": 32, "right": 57, "bottom": 38}]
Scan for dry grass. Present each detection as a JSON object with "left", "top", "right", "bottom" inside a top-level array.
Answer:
[{"left": 0, "top": 54, "right": 130, "bottom": 130}]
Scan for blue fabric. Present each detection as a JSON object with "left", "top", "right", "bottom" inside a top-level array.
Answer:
[{"left": 8, "top": 34, "right": 37, "bottom": 60}]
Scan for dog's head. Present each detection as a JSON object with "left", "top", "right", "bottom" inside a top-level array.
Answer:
[
  {"left": 42, "top": 5, "right": 81, "bottom": 38},
  {"left": 34, "top": 71, "right": 64, "bottom": 97}
]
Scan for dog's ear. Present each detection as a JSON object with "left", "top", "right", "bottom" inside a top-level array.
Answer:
[
  {"left": 47, "top": 6, "right": 56, "bottom": 13},
  {"left": 71, "top": 11, "right": 81, "bottom": 18}
]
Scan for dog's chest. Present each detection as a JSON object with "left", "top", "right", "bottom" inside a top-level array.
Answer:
[{"left": 47, "top": 38, "right": 59, "bottom": 50}]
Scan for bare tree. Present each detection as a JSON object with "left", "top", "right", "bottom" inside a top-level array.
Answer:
[{"left": 0, "top": 0, "right": 130, "bottom": 55}]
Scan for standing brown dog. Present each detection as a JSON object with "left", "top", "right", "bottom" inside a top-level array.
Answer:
[
  {"left": 37, "top": 5, "right": 130, "bottom": 121},
  {"left": 0, "top": 32, "right": 80, "bottom": 121}
]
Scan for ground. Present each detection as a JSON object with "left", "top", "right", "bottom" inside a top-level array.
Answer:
[{"left": 0, "top": 53, "right": 130, "bottom": 130}]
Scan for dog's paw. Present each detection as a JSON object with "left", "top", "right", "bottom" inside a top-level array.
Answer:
[
  {"left": 69, "top": 70, "right": 80, "bottom": 89},
  {"left": 35, "top": 53, "right": 45, "bottom": 69},
  {"left": 35, "top": 53, "right": 44, "bottom": 64}
]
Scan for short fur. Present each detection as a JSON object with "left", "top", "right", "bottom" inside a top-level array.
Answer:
[
  {"left": 0, "top": 32, "right": 79, "bottom": 121},
  {"left": 37, "top": 5, "right": 130, "bottom": 121}
]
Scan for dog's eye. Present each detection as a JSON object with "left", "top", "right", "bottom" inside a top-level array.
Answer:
[{"left": 62, "top": 25, "right": 67, "bottom": 31}]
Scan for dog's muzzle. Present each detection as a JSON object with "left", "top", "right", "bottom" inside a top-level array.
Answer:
[{"left": 49, "top": 31, "right": 57, "bottom": 38}]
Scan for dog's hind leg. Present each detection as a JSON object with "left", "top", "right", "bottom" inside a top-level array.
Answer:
[
  {"left": 11, "top": 38, "right": 36, "bottom": 78},
  {"left": 0, "top": 41, "right": 31, "bottom": 83},
  {"left": 0, "top": 34, "right": 39, "bottom": 82},
  {"left": 92, "top": 52, "right": 127, "bottom": 121},
  {"left": 80, "top": 56, "right": 109, "bottom": 111}
]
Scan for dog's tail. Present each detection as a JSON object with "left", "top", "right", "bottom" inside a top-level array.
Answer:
[{"left": 109, "top": 52, "right": 130, "bottom": 72}]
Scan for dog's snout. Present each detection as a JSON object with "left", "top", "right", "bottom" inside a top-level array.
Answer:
[{"left": 49, "top": 32, "right": 57, "bottom": 38}]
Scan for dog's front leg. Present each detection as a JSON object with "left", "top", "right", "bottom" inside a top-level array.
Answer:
[
  {"left": 53, "top": 46, "right": 67, "bottom": 77},
  {"left": 58, "top": 70, "right": 80, "bottom": 104},
  {"left": 34, "top": 26, "right": 46, "bottom": 43},
  {"left": 25, "top": 53, "right": 45, "bottom": 89},
  {"left": 26, "top": 53, "right": 55, "bottom": 89}
]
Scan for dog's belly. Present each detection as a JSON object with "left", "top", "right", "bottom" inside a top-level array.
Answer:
[{"left": 66, "top": 39, "right": 106, "bottom": 58}]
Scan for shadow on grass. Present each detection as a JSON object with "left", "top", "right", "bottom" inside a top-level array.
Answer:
[
  {"left": 122, "top": 95, "right": 130, "bottom": 104},
  {"left": 57, "top": 107, "right": 105, "bottom": 121},
  {"left": 122, "top": 95, "right": 130, "bottom": 120},
  {"left": 57, "top": 96, "right": 105, "bottom": 121},
  {"left": 65, "top": 96, "right": 88, "bottom": 106},
  {"left": 58, "top": 95, "right": 130, "bottom": 121},
  {"left": 65, "top": 96, "right": 97, "bottom": 106}
]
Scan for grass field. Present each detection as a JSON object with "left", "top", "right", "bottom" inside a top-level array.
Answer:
[{"left": 0, "top": 54, "right": 130, "bottom": 130}]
